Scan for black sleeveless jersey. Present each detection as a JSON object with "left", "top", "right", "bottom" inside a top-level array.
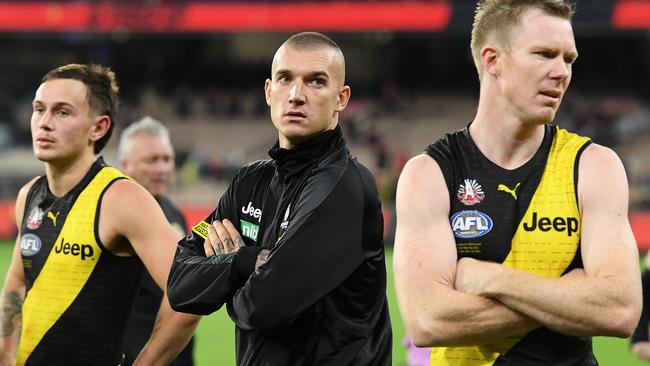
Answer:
[
  {"left": 17, "top": 158, "right": 143, "bottom": 366},
  {"left": 425, "top": 125, "right": 595, "bottom": 365}
]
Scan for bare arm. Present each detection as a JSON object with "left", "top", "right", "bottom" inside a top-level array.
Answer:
[
  {"left": 0, "top": 240, "right": 25, "bottom": 366},
  {"left": 393, "top": 155, "right": 538, "bottom": 347},
  {"left": 99, "top": 180, "right": 199, "bottom": 366},
  {"left": 456, "top": 145, "right": 642, "bottom": 337},
  {"left": 0, "top": 180, "right": 35, "bottom": 365}
]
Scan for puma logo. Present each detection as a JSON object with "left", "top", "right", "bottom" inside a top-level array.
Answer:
[
  {"left": 47, "top": 211, "right": 60, "bottom": 227},
  {"left": 498, "top": 183, "right": 521, "bottom": 200}
]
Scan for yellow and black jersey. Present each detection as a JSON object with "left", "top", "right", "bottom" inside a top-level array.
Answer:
[
  {"left": 17, "top": 158, "right": 143, "bottom": 366},
  {"left": 425, "top": 125, "right": 594, "bottom": 365}
]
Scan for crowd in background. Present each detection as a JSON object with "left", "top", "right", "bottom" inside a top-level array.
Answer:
[{"left": 0, "top": 32, "right": 648, "bottom": 212}]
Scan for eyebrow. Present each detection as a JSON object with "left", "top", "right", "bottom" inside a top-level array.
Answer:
[
  {"left": 32, "top": 101, "right": 77, "bottom": 110},
  {"left": 274, "top": 69, "right": 330, "bottom": 79}
]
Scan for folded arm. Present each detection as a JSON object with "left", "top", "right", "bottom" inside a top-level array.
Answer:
[
  {"left": 229, "top": 168, "right": 369, "bottom": 331},
  {"left": 455, "top": 145, "right": 642, "bottom": 337},
  {"left": 393, "top": 155, "right": 538, "bottom": 347}
]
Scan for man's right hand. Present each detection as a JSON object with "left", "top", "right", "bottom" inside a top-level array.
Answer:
[{"left": 204, "top": 219, "right": 244, "bottom": 256}]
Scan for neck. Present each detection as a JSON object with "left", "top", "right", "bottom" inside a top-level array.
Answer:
[
  {"left": 471, "top": 94, "right": 546, "bottom": 170},
  {"left": 45, "top": 152, "right": 96, "bottom": 197}
]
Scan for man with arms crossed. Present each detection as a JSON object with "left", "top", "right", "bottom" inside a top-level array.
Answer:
[
  {"left": 0, "top": 64, "right": 198, "bottom": 365},
  {"left": 118, "top": 116, "right": 194, "bottom": 366},
  {"left": 394, "top": 1, "right": 641, "bottom": 364},
  {"left": 167, "top": 32, "right": 392, "bottom": 365}
]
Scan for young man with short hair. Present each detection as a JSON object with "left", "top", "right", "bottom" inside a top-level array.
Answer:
[{"left": 0, "top": 64, "right": 198, "bottom": 366}]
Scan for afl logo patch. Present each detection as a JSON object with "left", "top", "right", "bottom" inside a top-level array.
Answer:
[
  {"left": 20, "top": 233, "right": 42, "bottom": 257},
  {"left": 451, "top": 210, "right": 493, "bottom": 239}
]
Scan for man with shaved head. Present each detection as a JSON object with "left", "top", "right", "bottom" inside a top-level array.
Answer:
[{"left": 167, "top": 32, "right": 392, "bottom": 365}]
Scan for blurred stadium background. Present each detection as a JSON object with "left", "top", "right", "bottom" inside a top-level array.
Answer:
[{"left": 0, "top": 0, "right": 648, "bottom": 364}]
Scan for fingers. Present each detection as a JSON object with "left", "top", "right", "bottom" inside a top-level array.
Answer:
[
  {"left": 213, "top": 220, "right": 236, "bottom": 253},
  {"left": 204, "top": 219, "right": 244, "bottom": 257},
  {"left": 203, "top": 239, "right": 216, "bottom": 257},
  {"left": 204, "top": 224, "right": 220, "bottom": 256},
  {"left": 222, "top": 219, "right": 244, "bottom": 250}
]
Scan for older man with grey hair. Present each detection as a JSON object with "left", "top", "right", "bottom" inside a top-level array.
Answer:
[{"left": 119, "top": 116, "right": 194, "bottom": 366}]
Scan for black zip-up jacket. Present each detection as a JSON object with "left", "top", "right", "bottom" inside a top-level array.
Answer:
[{"left": 167, "top": 126, "right": 392, "bottom": 365}]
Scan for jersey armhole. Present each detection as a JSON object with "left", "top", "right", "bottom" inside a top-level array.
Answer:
[
  {"left": 573, "top": 141, "right": 593, "bottom": 212},
  {"left": 93, "top": 177, "right": 138, "bottom": 260},
  {"left": 424, "top": 152, "right": 455, "bottom": 213}
]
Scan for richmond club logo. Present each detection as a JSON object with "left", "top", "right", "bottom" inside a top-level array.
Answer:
[{"left": 457, "top": 179, "right": 485, "bottom": 206}]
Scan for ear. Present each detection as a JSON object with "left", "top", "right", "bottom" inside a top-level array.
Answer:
[
  {"left": 120, "top": 158, "right": 132, "bottom": 175},
  {"left": 481, "top": 45, "right": 500, "bottom": 77},
  {"left": 90, "top": 115, "right": 111, "bottom": 143},
  {"left": 334, "top": 85, "right": 351, "bottom": 112},
  {"left": 264, "top": 79, "right": 272, "bottom": 107}
]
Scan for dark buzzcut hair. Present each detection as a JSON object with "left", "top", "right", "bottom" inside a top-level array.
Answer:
[
  {"left": 41, "top": 63, "right": 120, "bottom": 154},
  {"left": 283, "top": 31, "right": 346, "bottom": 83},
  {"left": 471, "top": 0, "right": 575, "bottom": 80}
]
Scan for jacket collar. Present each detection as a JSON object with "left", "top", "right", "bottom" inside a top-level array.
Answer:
[{"left": 268, "top": 126, "right": 345, "bottom": 181}]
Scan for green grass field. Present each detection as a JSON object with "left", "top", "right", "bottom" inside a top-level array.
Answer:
[{"left": 0, "top": 241, "right": 645, "bottom": 365}]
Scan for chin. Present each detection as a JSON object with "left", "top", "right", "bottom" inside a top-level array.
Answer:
[
  {"left": 34, "top": 151, "right": 54, "bottom": 162},
  {"left": 147, "top": 186, "right": 166, "bottom": 197},
  {"left": 531, "top": 108, "right": 557, "bottom": 125}
]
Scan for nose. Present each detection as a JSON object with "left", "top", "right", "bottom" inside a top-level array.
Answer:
[
  {"left": 33, "top": 110, "right": 54, "bottom": 131},
  {"left": 155, "top": 158, "right": 174, "bottom": 175},
  {"left": 289, "top": 82, "right": 305, "bottom": 105},
  {"left": 549, "top": 58, "right": 571, "bottom": 81}
]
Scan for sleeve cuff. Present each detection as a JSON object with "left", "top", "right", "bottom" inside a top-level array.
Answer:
[{"left": 230, "top": 246, "right": 263, "bottom": 287}]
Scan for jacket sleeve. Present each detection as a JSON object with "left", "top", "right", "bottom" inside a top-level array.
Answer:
[
  {"left": 230, "top": 167, "right": 376, "bottom": 331},
  {"left": 167, "top": 175, "right": 262, "bottom": 315}
]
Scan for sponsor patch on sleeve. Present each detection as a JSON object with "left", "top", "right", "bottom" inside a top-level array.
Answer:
[{"left": 191, "top": 220, "right": 210, "bottom": 239}]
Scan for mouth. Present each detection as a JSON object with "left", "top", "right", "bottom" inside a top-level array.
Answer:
[
  {"left": 35, "top": 136, "right": 54, "bottom": 146},
  {"left": 539, "top": 90, "right": 562, "bottom": 102},
  {"left": 284, "top": 111, "right": 306, "bottom": 119}
]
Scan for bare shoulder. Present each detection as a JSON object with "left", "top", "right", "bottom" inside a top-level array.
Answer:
[
  {"left": 102, "top": 178, "right": 156, "bottom": 211},
  {"left": 401, "top": 153, "right": 441, "bottom": 176},
  {"left": 16, "top": 176, "right": 40, "bottom": 202},
  {"left": 398, "top": 154, "right": 448, "bottom": 203},
  {"left": 396, "top": 153, "right": 450, "bottom": 224},
  {"left": 578, "top": 143, "right": 629, "bottom": 209},
  {"left": 15, "top": 176, "right": 41, "bottom": 224},
  {"left": 98, "top": 179, "right": 163, "bottom": 243},
  {"left": 399, "top": 154, "right": 446, "bottom": 189},
  {"left": 579, "top": 143, "right": 625, "bottom": 176},
  {"left": 581, "top": 142, "right": 623, "bottom": 163}
]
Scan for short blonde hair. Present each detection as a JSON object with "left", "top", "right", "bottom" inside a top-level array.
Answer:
[{"left": 470, "top": 0, "right": 574, "bottom": 80}]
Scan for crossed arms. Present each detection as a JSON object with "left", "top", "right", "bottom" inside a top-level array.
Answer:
[
  {"left": 167, "top": 166, "right": 374, "bottom": 331},
  {"left": 393, "top": 145, "right": 641, "bottom": 347}
]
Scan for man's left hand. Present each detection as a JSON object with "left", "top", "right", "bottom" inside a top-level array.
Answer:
[
  {"left": 454, "top": 257, "right": 502, "bottom": 296},
  {"left": 204, "top": 219, "right": 244, "bottom": 257}
]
